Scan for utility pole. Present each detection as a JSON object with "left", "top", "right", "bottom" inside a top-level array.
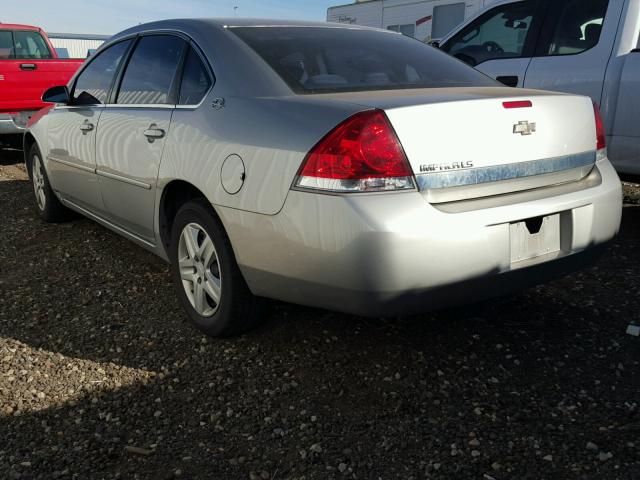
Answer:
[{"left": 234, "top": 6, "right": 238, "bottom": 16}]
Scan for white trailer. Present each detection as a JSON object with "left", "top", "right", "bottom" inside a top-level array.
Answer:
[{"left": 327, "top": 0, "right": 499, "bottom": 42}]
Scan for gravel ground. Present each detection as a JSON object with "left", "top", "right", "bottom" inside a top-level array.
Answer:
[{"left": 1, "top": 149, "right": 639, "bottom": 480}]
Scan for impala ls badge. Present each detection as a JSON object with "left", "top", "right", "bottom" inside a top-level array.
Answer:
[{"left": 513, "top": 121, "right": 536, "bottom": 136}]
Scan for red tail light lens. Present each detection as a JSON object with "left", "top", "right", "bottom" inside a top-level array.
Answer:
[
  {"left": 594, "top": 102, "right": 606, "bottom": 152},
  {"left": 295, "top": 110, "right": 415, "bottom": 192}
]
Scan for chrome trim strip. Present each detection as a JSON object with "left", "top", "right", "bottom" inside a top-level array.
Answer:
[
  {"left": 48, "top": 156, "right": 96, "bottom": 174},
  {"left": 103, "top": 104, "right": 175, "bottom": 109},
  {"left": 60, "top": 197, "right": 156, "bottom": 248},
  {"left": 53, "top": 105, "right": 106, "bottom": 111},
  {"left": 96, "top": 169, "right": 152, "bottom": 190},
  {"left": 423, "top": 165, "right": 594, "bottom": 204},
  {"left": 415, "top": 151, "right": 596, "bottom": 190}
]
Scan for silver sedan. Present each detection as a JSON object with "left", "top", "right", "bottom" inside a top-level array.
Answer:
[{"left": 25, "top": 19, "right": 622, "bottom": 337}]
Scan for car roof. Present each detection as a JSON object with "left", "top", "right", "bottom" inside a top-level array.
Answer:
[
  {"left": 0, "top": 23, "right": 41, "bottom": 31},
  {"left": 112, "top": 17, "right": 383, "bottom": 38}
]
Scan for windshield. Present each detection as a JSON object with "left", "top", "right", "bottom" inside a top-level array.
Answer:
[{"left": 231, "top": 26, "right": 497, "bottom": 94}]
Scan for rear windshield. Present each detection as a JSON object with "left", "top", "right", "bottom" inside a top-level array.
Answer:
[{"left": 231, "top": 26, "right": 496, "bottom": 94}]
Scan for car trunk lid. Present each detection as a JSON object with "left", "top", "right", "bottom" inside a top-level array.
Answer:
[{"left": 317, "top": 87, "right": 598, "bottom": 202}]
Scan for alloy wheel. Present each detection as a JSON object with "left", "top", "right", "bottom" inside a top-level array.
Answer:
[
  {"left": 32, "top": 155, "right": 46, "bottom": 211},
  {"left": 178, "top": 223, "right": 222, "bottom": 317}
]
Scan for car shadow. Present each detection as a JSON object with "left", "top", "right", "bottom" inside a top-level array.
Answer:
[{"left": 0, "top": 147, "right": 23, "bottom": 166}]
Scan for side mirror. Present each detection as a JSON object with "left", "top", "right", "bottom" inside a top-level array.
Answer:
[{"left": 42, "top": 85, "right": 70, "bottom": 104}]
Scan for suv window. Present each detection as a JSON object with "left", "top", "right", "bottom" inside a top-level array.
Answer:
[
  {"left": 73, "top": 40, "right": 132, "bottom": 105},
  {"left": 13, "top": 31, "right": 52, "bottom": 59},
  {"left": 117, "top": 35, "right": 185, "bottom": 105},
  {"left": 231, "top": 27, "right": 496, "bottom": 94},
  {"left": 0, "top": 31, "right": 13, "bottom": 59},
  {"left": 442, "top": 1, "right": 538, "bottom": 66},
  {"left": 179, "top": 47, "right": 212, "bottom": 105},
  {"left": 546, "top": 0, "right": 609, "bottom": 55}
]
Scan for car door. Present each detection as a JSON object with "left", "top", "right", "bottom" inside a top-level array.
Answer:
[
  {"left": 46, "top": 39, "right": 132, "bottom": 213},
  {"left": 523, "top": 0, "right": 625, "bottom": 104},
  {"left": 95, "top": 34, "right": 186, "bottom": 242},
  {"left": 441, "top": 0, "right": 546, "bottom": 87},
  {"left": 0, "top": 29, "right": 53, "bottom": 114}
]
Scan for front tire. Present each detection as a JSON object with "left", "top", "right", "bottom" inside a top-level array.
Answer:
[
  {"left": 28, "top": 143, "right": 73, "bottom": 223},
  {"left": 169, "top": 199, "right": 263, "bottom": 337}
]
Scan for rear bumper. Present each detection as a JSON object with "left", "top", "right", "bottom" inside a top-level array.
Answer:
[
  {"left": 0, "top": 111, "right": 37, "bottom": 135},
  {"left": 218, "top": 159, "right": 623, "bottom": 316}
]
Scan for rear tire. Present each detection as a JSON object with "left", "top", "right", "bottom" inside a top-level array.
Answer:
[
  {"left": 169, "top": 198, "right": 263, "bottom": 337},
  {"left": 28, "top": 143, "right": 73, "bottom": 223}
]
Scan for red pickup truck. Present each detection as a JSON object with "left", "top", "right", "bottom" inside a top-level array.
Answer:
[{"left": 0, "top": 24, "right": 84, "bottom": 147}]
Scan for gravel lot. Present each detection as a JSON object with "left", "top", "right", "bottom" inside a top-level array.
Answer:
[{"left": 1, "top": 149, "right": 639, "bottom": 480}]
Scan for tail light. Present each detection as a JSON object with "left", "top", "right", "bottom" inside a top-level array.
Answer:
[
  {"left": 295, "top": 110, "right": 415, "bottom": 193},
  {"left": 593, "top": 102, "right": 607, "bottom": 159}
]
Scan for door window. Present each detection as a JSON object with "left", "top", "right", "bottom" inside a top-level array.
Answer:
[
  {"left": 117, "top": 35, "right": 185, "bottom": 105},
  {"left": 73, "top": 39, "right": 132, "bottom": 105},
  {"left": 546, "top": 0, "right": 609, "bottom": 55},
  {"left": 442, "top": 1, "right": 538, "bottom": 66},
  {"left": 13, "top": 31, "right": 52, "bottom": 59},
  {"left": 178, "top": 48, "right": 212, "bottom": 105},
  {"left": 0, "top": 31, "right": 13, "bottom": 59}
]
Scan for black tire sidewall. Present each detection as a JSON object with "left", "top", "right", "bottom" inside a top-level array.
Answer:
[
  {"left": 169, "top": 199, "right": 253, "bottom": 337},
  {"left": 29, "top": 143, "right": 54, "bottom": 221}
]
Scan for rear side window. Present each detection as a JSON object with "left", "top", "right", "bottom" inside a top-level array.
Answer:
[
  {"left": 73, "top": 40, "right": 132, "bottom": 105},
  {"left": 117, "top": 35, "right": 185, "bottom": 105},
  {"left": 13, "top": 31, "right": 52, "bottom": 59},
  {"left": 443, "top": 1, "right": 538, "bottom": 66},
  {"left": 179, "top": 47, "right": 212, "bottom": 105},
  {"left": 546, "top": 0, "right": 609, "bottom": 55},
  {"left": 0, "top": 31, "right": 13, "bottom": 59},
  {"left": 231, "top": 26, "right": 496, "bottom": 94}
]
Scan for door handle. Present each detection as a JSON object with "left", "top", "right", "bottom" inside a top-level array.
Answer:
[
  {"left": 79, "top": 122, "right": 94, "bottom": 134},
  {"left": 496, "top": 75, "right": 519, "bottom": 87},
  {"left": 143, "top": 124, "right": 165, "bottom": 142},
  {"left": 20, "top": 63, "right": 37, "bottom": 71}
]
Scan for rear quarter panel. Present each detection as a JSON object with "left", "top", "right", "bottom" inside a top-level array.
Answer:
[{"left": 158, "top": 96, "right": 365, "bottom": 215}]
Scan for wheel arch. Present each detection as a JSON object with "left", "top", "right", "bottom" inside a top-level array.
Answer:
[
  {"left": 158, "top": 180, "right": 225, "bottom": 255},
  {"left": 23, "top": 132, "right": 38, "bottom": 177}
]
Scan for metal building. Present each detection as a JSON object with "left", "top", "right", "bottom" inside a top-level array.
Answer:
[
  {"left": 47, "top": 32, "right": 110, "bottom": 59},
  {"left": 327, "top": 0, "right": 499, "bottom": 42}
]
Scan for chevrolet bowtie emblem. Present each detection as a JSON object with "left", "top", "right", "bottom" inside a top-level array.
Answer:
[{"left": 513, "top": 121, "right": 536, "bottom": 135}]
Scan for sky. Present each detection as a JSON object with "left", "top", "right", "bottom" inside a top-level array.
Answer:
[{"left": 1, "top": 0, "right": 340, "bottom": 35}]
